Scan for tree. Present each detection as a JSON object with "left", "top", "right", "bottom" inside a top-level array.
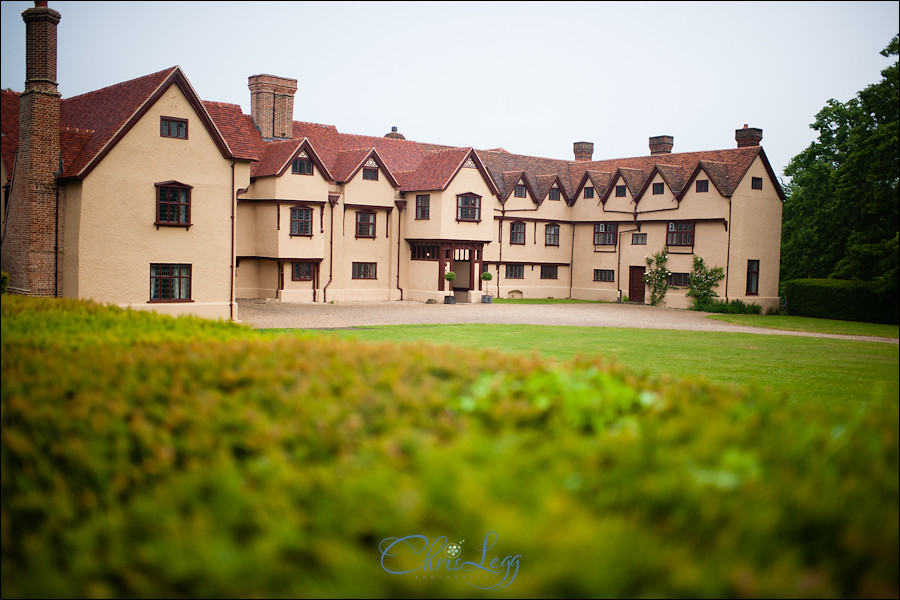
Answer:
[{"left": 781, "top": 35, "right": 899, "bottom": 297}]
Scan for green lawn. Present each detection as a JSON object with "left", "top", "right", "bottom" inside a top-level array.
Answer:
[
  {"left": 707, "top": 313, "right": 899, "bottom": 338},
  {"left": 269, "top": 324, "right": 899, "bottom": 407}
]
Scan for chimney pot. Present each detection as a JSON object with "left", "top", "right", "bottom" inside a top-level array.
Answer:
[
  {"left": 573, "top": 141, "right": 594, "bottom": 162},
  {"left": 649, "top": 135, "right": 673, "bottom": 155},
  {"left": 735, "top": 125, "right": 763, "bottom": 147}
]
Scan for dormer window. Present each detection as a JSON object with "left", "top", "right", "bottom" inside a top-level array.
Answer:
[
  {"left": 548, "top": 188, "right": 560, "bottom": 201},
  {"left": 751, "top": 177, "right": 763, "bottom": 190},
  {"left": 514, "top": 184, "right": 527, "bottom": 198},
  {"left": 160, "top": 117, "right": 187, "bottom": 139},
  {"left": 615, "top": 185, "right": 626, "bottom": 197},
  {"left": 652, "top": 182, "right": 664, "bottom": 195},
  {"left": 696, "top": 179, "right": 709, "bottom": 193},
  {"left": 584, "top": 187, "right": 594, "bottom": 199},
  {"left": 363, "top": 167, "right": 379, "bottom": 181},
  {"left": 292, "top": 158, "right": 313, "bottom": 175}
]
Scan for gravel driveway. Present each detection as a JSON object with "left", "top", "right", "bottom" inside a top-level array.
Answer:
[{"left": 236, "top": 299, "right": 898, "bottom": 344}]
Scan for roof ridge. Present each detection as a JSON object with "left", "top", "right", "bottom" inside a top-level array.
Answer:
[{"left": 62, "top": 66, "right": 179, "bottom": 102}]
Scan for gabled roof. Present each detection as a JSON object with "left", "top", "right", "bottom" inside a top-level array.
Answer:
[
  {"left": 633, "top": 163, "right": 686, "bottom": 203},
  {"left": 57, "top": 67, "right": 237, "bottom": 178},
  {"left": 397, "top": 147, "right": 483, "bottom": 192},
  {"left": 531, "top": 174, "right": 567, "bottom": 204},
  {"left": 332, "top": 148, "right": 401, "bottom": 188},
  {"left": 572, "top": 170, "right": 614, "bottom": 204}
]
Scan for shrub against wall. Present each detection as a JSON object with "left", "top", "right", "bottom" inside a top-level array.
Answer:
[
  {"left": 1, "top": 296, "right": 898, "bottom": 598},
  {"left": 785, "top": 278, "right": 899, "bottom": 324}
]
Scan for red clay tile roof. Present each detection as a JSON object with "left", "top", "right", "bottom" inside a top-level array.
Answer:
[
  {"left": 1, "top": 65, "right": 783, "bottom": 203},
  {"left": 0, "top": 89, "right": 20, "bottom": 178}
]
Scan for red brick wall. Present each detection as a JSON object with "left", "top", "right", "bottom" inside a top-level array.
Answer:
[
  {"left": 0, "top": 3, "right": 63, "bottom": 296},
  {"left": 248, "top": 74, "right": 297, "bottom": 140}
]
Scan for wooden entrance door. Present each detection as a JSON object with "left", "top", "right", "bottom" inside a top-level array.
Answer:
[{"left": 629, "top": 266, "right": 646, "bottom": 303}]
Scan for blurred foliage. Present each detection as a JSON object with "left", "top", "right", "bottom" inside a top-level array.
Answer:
[{"left": 2, "top": 296, "right": 898, "bottom": 598}]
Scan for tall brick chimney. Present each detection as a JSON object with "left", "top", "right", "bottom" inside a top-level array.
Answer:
[
  {"left": 735, "top": 124, "right": 763, "bottom": 147},
  {"left": 1, "top": 1, "right": 63, "bottom": 296},
  {"left": 649, "top": 135, "right": 673, "bottom": 155},
  {"left": 573, "top": 141, "right": 594, "bottom": 162},
  {"left": 248, "top": 74, "right": 297, "bottom": 140}
]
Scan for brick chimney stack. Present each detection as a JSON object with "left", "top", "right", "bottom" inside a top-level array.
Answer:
[
  {"left": 248, "top": 74, "right": 298, "bottom": 140},
  {"left": 735, "top": 124, "right": 763, "bottom": 147},
  {"left": 573, "top": 141, "right": 594, "bottom": 162},
  {"left": 649, "top": 135, "right": 674, "bottom": 155},
  {"left": 1, "top": 1, "right": 63, "bottom": 296}
]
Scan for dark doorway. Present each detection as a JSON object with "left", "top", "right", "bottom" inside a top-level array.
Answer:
[{"left": 629, "top": 266, "right": 646, "bottom": 303}]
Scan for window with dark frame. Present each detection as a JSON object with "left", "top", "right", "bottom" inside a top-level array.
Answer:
[
  {"left": 751, "top": 177, "right": 763, "bottom": 190},
  {"left": 746, "top": 259, "right": 760, "bottom": 295},
  {"left": 632, "top": 233, "right": 647, "bottom": 245},
  {"left": 292, "top": 158, "right": 313, "bottom": 175},
  {"left": 584, "top": 187, "right": 594, "bottom": 199},
  {"left": 352, "top": 262, "right": 377, "bottom": 279},
  {"left": 160, "top": 117, "right": 187, "bottom": 139},
  {"left": 594, "top": 269, "right": 614, "bottom": 282},
  {"left": 548, "top": 188, "right": 560, "bottom": 201},
  {"left": 415, "top": 194, "right": 430, "bottom": 220},
  {"left": 545, "top": 223, "right": 560, "bottom": 246},
  {"left": 696, "top": 179, "right": 709, "bottom": 193},
  {"left": 356, "top": 212, "right": 376, "bottom": 238},
  {"left": 540, "top": 265, "right": 558, "bottom": 279},
  {"left": 593, "top": 223, "right": 617, "bottom": 246},
  {"left": 667, "top": 222, "right": 694, "bottom": 246},
  {"left": 292, "top": 262, "right": 313, "bottom": 281},
  {"left": 150, "top": 264, "right": 191, "bottom": 301},
  {"left": 652, "top": 182, "right": 665, "bottom": 195},
  {"left": 514, "top": 184, "right": 527, "bottom": 198},
  {"left": 290, "top": 207, "right": 313, "bottom": 236},
  {"left": 510, "top": 222, "right": 526, "bottom": 245},
  {"left": 615, "top": 185, "right": 626, "bottom": 197},
  {"left": 505, "top": 264, "right": 524, "bottom": 279},
  {"left": 667, "top": 272, "right": 690, "bottom": 287},
  {"left": 410, "top": 243, "right": 440, "bottom": 260},
  {"left": 362, "top": 167, "right": 379, "bottom": 181},
  {"left": 156, "top": 183, "right": 191, "bottom": 226},
  {"left": 457, "top": 194, "right": 481, "bottom": 222}
]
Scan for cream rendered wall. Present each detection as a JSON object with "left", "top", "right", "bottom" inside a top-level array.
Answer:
[
  {"left": 636, "top": 174, "right": 677, "bottom": 213},
  {"left": 727, "top": 156, "right": 783, "bottom": 310},
  {"left": 72, "top": 83, "right": 237, "bottom": 319},
  {"left": 329, "top": 169, "right": 398, "bottom": 301},
  {"left": 440, "top": 166, "right": 495, "bottom": 242},
  {"left": 404, "top": 191, "right": 443, "bottom": 240},
  {"left": 61, "top": 180, "right": 82, "bottom": 298}
]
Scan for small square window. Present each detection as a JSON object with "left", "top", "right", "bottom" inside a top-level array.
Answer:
[
  {"left": 292, "top": 262, "right": 313, "bottom": 281},
  {"left": 290, "top": 207, "right": 313, "bottom": 236},
  {"left": 545, "top": 223, "right": 560, "bottom": 246},
  {"left": 510, "top": 222, "right": 526, "bottom": 245},
  {"left": 514, "top": 184, "right": 527, "bottom": 198},
  {"left": 150, "top": 263, "right": 191, "bottom": 301},
  {"left": 352, "top": 262, "right": 377, "bottom": 279},
  {"left": 160, "top": 117, "right": 188, "bottom": 139},
  {"left": 584, "top": 187, "right": 594, "bottom": 199},
  {"left": 505, "top": 264, "right": 524, "bottom": 279},
  {"left": 667, "top": 222, "right": 694, "bottom": 246},
  {"left": 696, "top": 179, "right": 709, "bottom": 193},
  {"left": 356, "top": 212, "right": 376, "bottom": 238},
  {"left": 548, "top": 188, "right": 560, "bottom": 201},
  {"left": 667, "top": 272, "right": 690, "bottom": 287},
  {"left": 292, "top": 158, "right": 313, "bottom": 175},
  {"left": 615, "top": 185, "right": 626, "bottom": 197},
  {"left": 652, "top": 182, "right": 664, "bottom": 195},
  {"left": 632, "top": 233, "right": 647, "bottom": 245},
  {"left": 593, "top": 269, "right": 614, "bottom": 282},
  {"left": 541, "top": 265, "right": 558, "bottom": 279},
  {"left": 751, "top": 177, "right": 763, "bottom": 190},
  {"left": 593, "top": 223, "right": 617, "bottom": 246},
  {"left": 416, "top": 194, "right": 430, "bottom": 220},
  {"left": 362, "top": 167, "right": 379, "bottom": 181}
]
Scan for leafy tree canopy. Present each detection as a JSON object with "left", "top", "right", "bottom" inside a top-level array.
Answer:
[{"left": 782, "top": 35, "right": 899, "bottom": 297}]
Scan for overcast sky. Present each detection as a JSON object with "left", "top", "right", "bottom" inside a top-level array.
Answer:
[{"left": 2, "top": 1, "right": 898, "bottom": 181}]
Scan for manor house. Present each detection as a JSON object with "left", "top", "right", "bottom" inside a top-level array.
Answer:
[{"left": 1, "top": 2, "right": 784, "bottom": 320}]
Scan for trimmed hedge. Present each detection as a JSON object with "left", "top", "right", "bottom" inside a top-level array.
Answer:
[
  {"left": 2, "top": 296, "right": 898, "bottom": 598},
  {"left": 692, "top": 298, "right": 762, "bottom": 314},
  {"left": 784, "top": 278, "right": 899, "bottom": 324}
]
